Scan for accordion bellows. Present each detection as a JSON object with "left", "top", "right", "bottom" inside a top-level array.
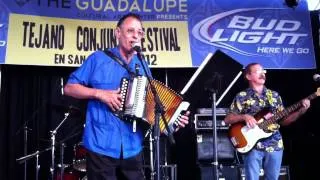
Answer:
[{"left": 117, "top": 76, "right": 189, "bottom": 135}]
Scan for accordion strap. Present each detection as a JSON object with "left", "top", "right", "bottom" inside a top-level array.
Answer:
[{"left": 103, "top": 49, "right": 136, "bottom": 77}]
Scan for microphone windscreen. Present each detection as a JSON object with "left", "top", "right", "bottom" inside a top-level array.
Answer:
[
  {"left": 313, "top": 74, "right": 320, "bottom": 81},
  {"left": 132, "top": 42, "right": 141, "bottom": 52}
]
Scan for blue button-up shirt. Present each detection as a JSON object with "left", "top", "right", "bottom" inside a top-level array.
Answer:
[{"left": 67, "top": 47, "right": 151, "bottom": 158}]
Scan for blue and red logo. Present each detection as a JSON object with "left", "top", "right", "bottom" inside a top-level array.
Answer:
[{"left": 192, "top": 8, "right": 310, "bottom": 57}]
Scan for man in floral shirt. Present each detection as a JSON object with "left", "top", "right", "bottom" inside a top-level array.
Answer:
[{"left": 224, "top": 63, "right": 310, "bottom": 180}]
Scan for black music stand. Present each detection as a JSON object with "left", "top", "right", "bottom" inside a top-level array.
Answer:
[{"left": 180, "top": 50, "right": 243, "bottom": 180}]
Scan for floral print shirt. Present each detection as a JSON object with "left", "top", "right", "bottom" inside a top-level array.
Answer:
[{"left": 227, "top": 87, "right": 285, "bottom": 152}]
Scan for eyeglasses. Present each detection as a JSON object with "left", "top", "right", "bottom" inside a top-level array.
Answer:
[
  {"left": 252, "top": 69, "right": 267, "bottom": 74},
  {"left": 124, "top": 28, "right": 145, "bottom": 38}
]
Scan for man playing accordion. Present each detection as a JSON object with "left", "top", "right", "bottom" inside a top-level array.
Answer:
[{"left": 64, "top": 13, "right": 190, "bottom": 180}]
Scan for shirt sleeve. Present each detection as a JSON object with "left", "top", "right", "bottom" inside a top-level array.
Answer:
[
  {"left": 228, "top": 94, "right": 243, "bottom": 114},
  {"left": 67, "top": 52, "right": 96, "bottom": 86}
]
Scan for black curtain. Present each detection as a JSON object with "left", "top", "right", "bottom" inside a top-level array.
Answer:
[{"left": 0, "top": 65, "right": 87, "bottom": 180}]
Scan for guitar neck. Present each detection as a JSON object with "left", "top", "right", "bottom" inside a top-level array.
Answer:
[{"left": 268, "top": 92, "right": 317, "bottom": 124}]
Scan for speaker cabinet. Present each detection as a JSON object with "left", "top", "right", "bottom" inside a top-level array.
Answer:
[
  {"left": 198, "top": 164, "right": 239, "bottom": 180},
  {"left": 196, "top": 130, "right": 235, "bottom": 161},
  {"left": 239, "top": 165, "right": 290, "bottom": 180},
  {"left": 144, "top": 164, "right": 177, "bottom": 180},
  {"left": 198, "top": 165, "right": 290, "bottom": 180}
]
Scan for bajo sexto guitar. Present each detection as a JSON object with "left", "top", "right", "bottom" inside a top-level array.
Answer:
[{"left": 228, "top": 88, "right": 320, "bottom": 154}]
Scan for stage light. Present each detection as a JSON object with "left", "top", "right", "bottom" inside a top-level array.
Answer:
[{"left": 285, "top": 0, "right": 299, "bottom": 8}]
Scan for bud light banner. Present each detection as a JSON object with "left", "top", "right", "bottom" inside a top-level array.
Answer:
[
  {"left": 0, "top": 0, "right": 316, "bottom": 69},
  {"left": 190, "top": 0, "right": 316, "bottom": 69}
]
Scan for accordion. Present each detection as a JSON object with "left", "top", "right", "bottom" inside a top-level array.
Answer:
[{"left": 117, "top": 76, "right": 190, "bottom": 135}]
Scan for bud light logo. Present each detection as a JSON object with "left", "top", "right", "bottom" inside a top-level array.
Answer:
[{"left": 192, "top": 8, "right": 309, "bottom": 57}]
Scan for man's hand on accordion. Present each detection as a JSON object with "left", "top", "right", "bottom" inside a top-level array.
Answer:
[
  {"left": 174, "top": 111, "right": 190, "bottom": 132},
  {"left": 95, "top": 88, "right": 122, "bottom": 112}
]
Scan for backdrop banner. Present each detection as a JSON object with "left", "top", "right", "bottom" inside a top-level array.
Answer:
[{"left": 0, "top": 0, "right": 316, "bottom": 69}]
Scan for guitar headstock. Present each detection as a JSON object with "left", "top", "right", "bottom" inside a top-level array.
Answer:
[{"left": 316, "top": 87, "right": 320, "bottom": 96}]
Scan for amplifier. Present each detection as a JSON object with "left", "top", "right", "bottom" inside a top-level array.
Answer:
[
  {"left": 239, "top": 165, "right": 290, "bottom": 180},
  {"left": 196, "top": 131, "right": 235, "bottom": 161},
  {"left": 199, "top": 165, "right": 290, "bottom": 180},
  {"left": 196, "top": 108, "right": 228, "bottom": 115},
  {"left": 194, "top": 114, "right": 229, "bottom": 130},
  {"left": 198, "top": 164, "right": 239, "bottom": 180},
  {"left": 144, "top": 164, "right": 177, "bottom": 180}
]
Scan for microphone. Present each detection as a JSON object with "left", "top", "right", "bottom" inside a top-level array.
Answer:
[
  {"left": 68, "top": 105, "right": 82, "bottom": 117},
  {"left": 132, "top": 42, "right": 142, "bottom": 53},
  {"left": 60, "top": 77, "right": 64, "bottom": 95},
  {"left": 313, "top": 74, "right": 320, "bottom": 82},
  {"left": 68, "top": 105, "right": 80, "bottom": 112}
]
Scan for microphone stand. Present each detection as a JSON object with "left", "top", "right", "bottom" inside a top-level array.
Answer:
[
  {"left": 59, "top": 143, "right": 65, "bottom": 180},
  {"left": 49, "top": 111, "right": 70, "bottom": 180},
  {"left": 23, "top": 125, "right": 29, "bottom": 180},
  {"left": 204, "top": 72, "right": 222, "bottom": 180},
  {"left": 148, "top": 129, "right": 155, "bottom": 180},
  {"left": 16, "top": 151, "right": 40, "bottom": 180},
  {"left": 36, "top": 152, "right": 40, "bottom": 180},
  {"left": 211, "top": 91, "right": 219, "bottom": 180},
  {"left": 16, "top": 123, "right": 81, "bottom": 180},
  {"left": 136, "top": 52, "right": 173, "bottom": 180},
  {"left": 16, "top": 144, "right": 59, "bottom": 180},
  {"left": 154, "top": 103, "right": 161, "bottom": 180},
  {"left": 15, "top": 104, "right": 43, "bottom": 180}
]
